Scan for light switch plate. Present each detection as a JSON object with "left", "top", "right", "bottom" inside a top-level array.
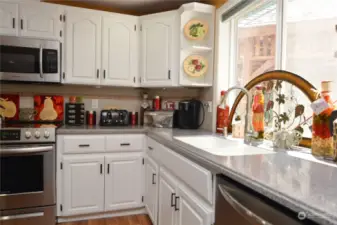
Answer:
[{"left": 92, "top": 99, "right": 98, "bottom": 109}]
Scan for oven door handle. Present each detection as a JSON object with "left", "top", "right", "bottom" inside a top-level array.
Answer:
[
  {"left": 0, "top": 212, "right": 44, "bottom": 221},
  {"left": 0, "top": 145, "right": 54, "bottom": 155},
  {"left": 218, "top": 184, "right": 272, "bottom": 225},
  {"left": 39, "top": 44, "right": 43, "bottom": 79}
]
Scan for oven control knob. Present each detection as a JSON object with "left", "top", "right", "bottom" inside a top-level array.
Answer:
[
  {"left": 25, "top": 131, "right": 32, "bottom": 139},
  {"left": 44, "top": 131, "right": 50, "bottom": 138},
  {"left": 34, "top": 131, "right": 41, "bottom": 138}
]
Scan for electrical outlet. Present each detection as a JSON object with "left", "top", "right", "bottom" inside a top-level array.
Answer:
[
  {"left": 207, "top": 101, "right": 213, "bottom": 113},
  {"left": 92, "top": 99, "right": 98, "bottom": 109}
]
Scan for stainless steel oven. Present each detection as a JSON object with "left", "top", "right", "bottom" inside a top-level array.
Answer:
[
  {"left": 0, "top": 144, "right": 55, "bottom": 210},
  {"left": 0, "top": 125, "right": 57, "bottom": 225},
  {"left": 0, "top": 36, "right": 61, "bottom": 83}
]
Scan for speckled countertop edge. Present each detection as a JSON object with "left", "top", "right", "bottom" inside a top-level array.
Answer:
[{"left": 56, "top": 126, "right": 337, "bottom": 225}]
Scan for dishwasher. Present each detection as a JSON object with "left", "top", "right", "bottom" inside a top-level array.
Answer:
[{"left": 215, "top": 175, "right": 319, "bottom": 225}]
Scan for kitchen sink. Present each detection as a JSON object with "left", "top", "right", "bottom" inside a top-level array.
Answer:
[{"left": 174, "top": 135, "right": 275, "bottom": 156}]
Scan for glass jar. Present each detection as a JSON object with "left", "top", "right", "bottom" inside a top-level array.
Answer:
[{"left": 312, "top": 81, "right": 335, "bottom": 159}]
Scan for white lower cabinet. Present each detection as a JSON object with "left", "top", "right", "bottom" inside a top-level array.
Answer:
[
  {"left": 158, "top": 168, "right": 213, "bottom": 225},
  {"left": 62, "top": 155, "right": 105, "bottom": 216},
  {"left": 105, "top": 153, "right": 143, "bottom": 211},
  {"left": 144, "top": 156, "right": 159, "bottom": 225},
  {"left": 158, "top": 168, "right": 177, "bottom": 225},
  {"left": 176, "top": 185, "right": 213, "bottom": 225}
]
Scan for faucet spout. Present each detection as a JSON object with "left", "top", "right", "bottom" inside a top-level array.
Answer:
[{"left": 222, "top": 86, "right": 255, "bottom": 145}]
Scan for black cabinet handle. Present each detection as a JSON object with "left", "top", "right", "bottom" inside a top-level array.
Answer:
[
  {"left": 152, "top": 173, "right": 156, "bottom": 185},
  {"left": 107, "top": 164, "right": 110, "bottom": 174},
  {"left": 120, "top": 143, "right": 130, "bottom": 146},
  {"left": 100, "top": 164, "right": 103, "bottom": 174},
  {"left": 20, "top": 19, "right": 23, "bottom": 29},
  {"left": 103, "top": 70, "right": 106, "bottom": 79},
  {"left": 175, "top": 196, "right": 180, "bottom": 211},
  {"left": 148, "top": 146, "right": 153, "bottom": 150},
  {"left": 171, "top": 193, "right": 176, "bottom": 207},
  {"left": 12, "top": 18, "right": 15, "bottom": 28},
  {"left": 97, "top": 69, "right": 99, "bottom": 78},
  {"left": 78, "top": 144, "right": 90, "bottom": 147}
]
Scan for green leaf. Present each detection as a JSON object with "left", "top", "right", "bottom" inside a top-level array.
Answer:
[
  {"left": 276, "top": 94, "right": 286, "bottom": 104},
  {"left": 275, "top": 80, "right": 282, "bottom": 91},
  {"left": 278, "top": 112, "right": 290, "bottom": 124}
]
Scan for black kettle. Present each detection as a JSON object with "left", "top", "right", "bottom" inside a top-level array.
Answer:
[{"left": 175, "top": 99, "right": 205, "bottom": 129}]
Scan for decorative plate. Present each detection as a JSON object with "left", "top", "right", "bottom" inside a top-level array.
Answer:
[
  {"left": 184, "top": 19, "right": 208, "bottom": 40},
  {"left": 183, "top": 55, "right": 208, "bottom": 77}
]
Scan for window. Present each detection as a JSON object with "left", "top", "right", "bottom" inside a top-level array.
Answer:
[{"left": 215, "top": 0, "right": 337, "bottom": 132}]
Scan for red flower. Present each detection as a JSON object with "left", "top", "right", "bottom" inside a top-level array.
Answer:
[
  {"left": 195, "top": 65, "right": 202, "bottom": 71},
  {"left": 192, "top": 59, "right": 199, "bottom": 65}
]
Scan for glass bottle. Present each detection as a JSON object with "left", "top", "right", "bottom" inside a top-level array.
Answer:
[
  {"left": 252, "top": 85, "right": 265, "bottom": 140},
  {"left": 140, "top": 93, "right": 150, "bottom": 126},
  {"left": 312, "top": 81, "right": 336, "bottom": 159}
]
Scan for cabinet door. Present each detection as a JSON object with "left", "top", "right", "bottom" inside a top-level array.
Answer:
[
  {"left": 19, "top": 3, "right": 62, "bottom": 40},
  {"left": 105, "top": 153, "right": 143, "bottom": 211},
  {"left": 62, "top": 155, "right": 105, "bottom": 216},
  {"left": 0, "top": 2, "right": 18, "bottom": 36},
  {"left": 176, "top": 185, "right": 212, "bottom": 225},
  {"left": 144, "top": 156, "right": 159, "bottom": 225},
  {"left": 141, "top": 15, "right": 174, "bottom": 87},
  {"left": 101, "top": 16, "right": 138, "bottom": 86},
  {"left": 64, "top": 8, "right": 101, "bottom": 85},
  {"left": 158, "top": 169, "right": 177, "bottom": 225}
]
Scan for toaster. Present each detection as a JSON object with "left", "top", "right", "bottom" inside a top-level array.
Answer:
[{"left": 100, "top": 110, "right": 129, "bottom": 126}]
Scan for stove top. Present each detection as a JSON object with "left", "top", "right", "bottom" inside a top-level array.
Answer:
[{"left": 0, "top": 122, "right": 60, "bottom": 143}]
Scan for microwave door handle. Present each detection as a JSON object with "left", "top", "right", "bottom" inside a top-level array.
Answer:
[
  {"left": 39, "top": 45, "right": 43, "bottom": 79},
  {"left": 218, "top": 184, "right": 272, "bottom": 225}
]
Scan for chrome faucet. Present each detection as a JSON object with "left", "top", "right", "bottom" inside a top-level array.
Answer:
[{"left": 221, "top": 86, "right": 256, "bottom": 145}]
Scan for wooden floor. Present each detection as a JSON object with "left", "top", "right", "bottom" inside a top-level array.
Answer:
[{"left": 58, "top": 215, "right": 152, "bottom": 225}]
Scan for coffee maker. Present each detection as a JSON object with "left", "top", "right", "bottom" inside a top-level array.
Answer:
[{"left": 175, "top": 99, "right": 205, "bottom": 129}]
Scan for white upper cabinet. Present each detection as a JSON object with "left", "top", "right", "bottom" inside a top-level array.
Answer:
[
  {"left": 64, "top": 8, "right": 101, "bottom": 85},
  {"left": 105, "top": 153, "right": 143, "bottom": 211},
  {"left": 0, "top": 2, "right": 18, "bottom": 36},
  {"left": 144, "top": 156, "right": 159, "bottom": 225},
  {"left": 62, "top": 155, "right": 105, "bottom": 216},
  {"left": 140, "top": 11, "right": 178, "bottom": 87},
  {"left": 19, "top": 3, "right": 63, "bottom": 40},
  {"left": 101, "top": 15, "right": 138, "bottom": 87}
]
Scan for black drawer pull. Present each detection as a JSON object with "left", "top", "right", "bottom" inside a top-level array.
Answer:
[
  {"left": 171, "top": 193, "right": 176, "bottom": 207},
  {"left": 107, "top": 164, "right": 110, "bottom": 174},
  {"left": 148, "top": 146, "right": 153, "bottom": 150},
  {"left": 12, "top": 18, "right": 15, "bottom": 28},
  {"left": 175, "top": 196, "right": 180, "bottom": 211},
  {"left": 120, "top": 143, "right": 130, "bottom": 146},
  {"left": 100, "top": 164, "right": 103, "bottom": 174},
  {"left": 20, "top": 19, "right": 23, "bottom": 29},
  {"left": 152, "top": 173, "right": 156, "bottom": 185},
  {"left": 78, "top": 144, "right": 90, "bottom": 147}
]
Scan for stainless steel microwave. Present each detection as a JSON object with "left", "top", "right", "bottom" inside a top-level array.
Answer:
[{"left": 0, "top": 36, "right": 61, "bottom": 83}]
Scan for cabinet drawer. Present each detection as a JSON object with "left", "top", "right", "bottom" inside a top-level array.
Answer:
[
  {"left": 106, "top": 135, "right": 144, "bottom": 152},
  {"left": 62, "top": 135, "right": 105, "bottom": 153}
]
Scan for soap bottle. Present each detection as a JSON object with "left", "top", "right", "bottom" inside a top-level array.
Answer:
[
  {"left": 312, "top": 81, "right": 336, "bottom": 159},
  {"left": 140, "top": 93, "right": 150, "bottom": 126}
]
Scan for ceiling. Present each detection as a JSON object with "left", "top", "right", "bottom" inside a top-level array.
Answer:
[{"left": 44, "top": 0, "right": 215, "bottom": 15}]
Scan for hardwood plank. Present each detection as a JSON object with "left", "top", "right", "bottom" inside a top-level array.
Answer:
[{"left": 58, "top": 215, "right": 152, "bottom": 225}]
